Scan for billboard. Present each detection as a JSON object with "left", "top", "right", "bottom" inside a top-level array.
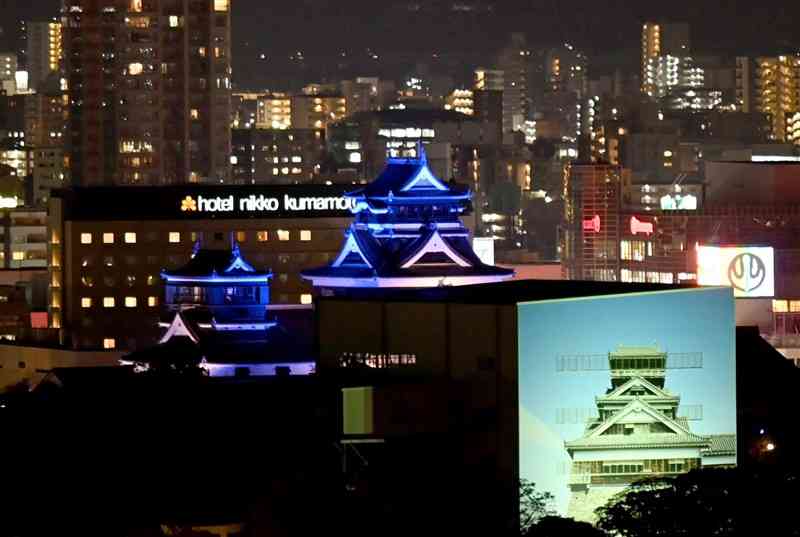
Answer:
[
  {"left": 518, "top": 287, "right": 736, "bottom": 525},
  {"left": 696, "top": 245, "right": 774, "bottom": 298}
]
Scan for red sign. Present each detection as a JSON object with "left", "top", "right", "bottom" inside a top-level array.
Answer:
[
  {"left": 630, "top": 216, "right": 654, "bottom": 236},
  {"left": 582, "top": 215, "right": 601, "bottom": 233},
  {"left": 30, "top": 312, "right": 48, "bottom": 329}
]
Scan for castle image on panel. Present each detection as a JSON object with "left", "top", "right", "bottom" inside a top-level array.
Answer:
[{"left": 564, "top": 345, "right": 735, "bottom": 523}]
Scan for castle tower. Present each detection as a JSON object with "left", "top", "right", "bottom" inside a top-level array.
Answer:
[
  {"left": 563, "top": 345, "right": 733, "bottom": 523},
  {"left": 301, "top": 146, "right": 514, "bottom": 291}
]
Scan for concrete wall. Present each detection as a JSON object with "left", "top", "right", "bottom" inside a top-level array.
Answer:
[
  {"left": 735, "top": 298, "right": 772, "bottom": 332},
  {"left": 0, "top": 344, "right": 121, "bottom": 391}
]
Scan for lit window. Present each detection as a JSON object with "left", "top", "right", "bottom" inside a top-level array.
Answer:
[
  {"left": 300, "top": 230, "right": 311, "bottom": 242},
  {"left": 148, "top": 296, "right": 158, "bottom": 307},
  {"left": 257, "top": 231, "right": 269, "bottom": 242},
  {"left": 169, "top": 15, "right": 180, "bottom": 27},
  {"left": 774, "top": 300, "right": 789, "bottom": 313},
  {"left": 169, "top": 232, "right": 181, "bottom": 243},
  {"left": 277, "top": 230, "right": 290, "bottom": 241},
  {"left": 124, "top": 232, "right": 136, "bottom": 244},
  {"left": 191, "top": 109, "right": 199, "bottom": 120},
  {"left": 214, "top": 0, "right": 229, "bottom": 11},
  {"left": 103, "top": 297, "right": 115, "bottom": 308},
  {"left": 791, "top": 301, "right": 800, "bottom": 313},
  {"left": 236, "top": 231, "right": 246, "bottom": 242},
  {"left": 81, "top": 233, "right": 92, "bottom": 244},
  {"left": 128, "top": 62, "right": 143, "bottom": 76},
  {"left": 103, "top": 338, "right": 116, "bottom": 349},
  {"left": 12, "top": 251, "right": 24, "bottom": 261},
  {"left": 81, "top": 297, "right": 92, "bottom": 308},
  {"left": 103, "top": 233, "right": 114, "bottom": 244},
  {"left": 300, "top": 294, "right": 313, "bottom": 305},
  {"left": 125, "top": 296, "right": 137, "bottom": 308}
]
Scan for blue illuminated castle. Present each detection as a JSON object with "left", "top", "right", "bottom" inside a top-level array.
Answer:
[
  {"left": 302, "top": 147, "right": 514, "bottom": 289},
  {"left": 123, "top": 241, "right": 314, "bottom": 377}
]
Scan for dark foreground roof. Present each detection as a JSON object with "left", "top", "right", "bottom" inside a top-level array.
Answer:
[{"left": 318, "top": 278, "right": 715, "bottom": 304}]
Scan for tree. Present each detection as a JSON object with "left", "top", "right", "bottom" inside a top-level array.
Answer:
[
  {"left": 525, "top": 515, "right": 604, "bottom": 537},
  {"left": 519, "top": 479, "right": 555, "bottom": 534},
  {"left": 595, "top": 467, "right": 800, "bottom": 537}
]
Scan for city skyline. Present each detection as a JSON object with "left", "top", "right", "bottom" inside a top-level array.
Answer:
[{"left": 4, "top": 1, "right": 800, "bottom": 89}]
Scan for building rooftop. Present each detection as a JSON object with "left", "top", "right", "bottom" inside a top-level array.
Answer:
[{"left": 317, "top": 279, "right": 710, "bottom": 305}]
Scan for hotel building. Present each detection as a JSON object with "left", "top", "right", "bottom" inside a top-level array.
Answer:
[{"left": 48, "top": 184, "right": 354, "bottom": 350}]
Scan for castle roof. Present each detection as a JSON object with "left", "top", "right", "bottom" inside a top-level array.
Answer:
[
  {"left": 161, "top": 243, "right": 272, "bottom": 283},
  {"left": 301, "top": 147, "right": 514, "bottom": 288},
  {"left": 610, "top": 345, "right": 666, "bottom": 357},
  {"left": 566, "top": 397, "right": 709, "bottom": 456},
  {"left": 126, "top": 311, "right": 312, "bottom": 367},
  {"left": 302, "top": 225, "right": 513, "bottom": 286},
  {"left": 703, "top": 434, "right": 736, "bottom": 457},
  {"left": 349, "top": 157, "right": 469, "bottom": 200}
]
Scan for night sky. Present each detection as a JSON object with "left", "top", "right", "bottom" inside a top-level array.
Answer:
[{"left": 3, "top": 0, "right": 800, "bottom": 89}]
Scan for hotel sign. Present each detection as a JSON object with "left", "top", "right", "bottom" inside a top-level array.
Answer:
[
  {"left": 59, "top": 184, "right": 359, "bottom": 221},
  {"left": 180, "top": 193, "right": 356, "bottom": 214}
]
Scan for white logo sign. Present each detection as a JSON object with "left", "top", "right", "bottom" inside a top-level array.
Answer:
[{"left": 697, "top": 245, "right": 775, "bottom": 298}]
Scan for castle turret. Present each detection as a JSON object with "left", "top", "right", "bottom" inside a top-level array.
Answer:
[{"left": 301, "top": 146, "right": 514, "bottom": 290}]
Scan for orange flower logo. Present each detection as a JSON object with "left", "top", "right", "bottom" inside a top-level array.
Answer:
[{"left": 181, "top": 196, "right": 197, "bottom": 212}]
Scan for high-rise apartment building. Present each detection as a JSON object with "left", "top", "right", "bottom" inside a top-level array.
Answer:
[
  {"left": 26, "top": 21, "right": 62, "bottom": 92},
  {"left": 644, "top": 55, "right": 704, "bottom": 98},
  {"left": 545, "top": 44, "right": 588, "bottom": 96},
  {"left": 62, "top": 0, "right": 232, "bottom": 186},
  {"left": 497, "top": 33, "right": 530, "bottom": 134},
  {"left": 474, "top": 68, "right": 504, "bottom": 91},
  {"left": 641, "top": 22, "right": 690, "bottom": 97},
  {"left": 256, "top": 93, "right": 292, "bottom": 129},
  {"left": 290, "top": 94, "right": 346, "bottom": 130},
  {"left": 736, "top": 56, "right": 800, "bottom": 144}
]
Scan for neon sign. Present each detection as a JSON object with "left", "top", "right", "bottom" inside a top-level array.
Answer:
[
  {"left": 582, "top": 215, "right": 601, "bottom": 233},
  {"left": 630, "top": 216, "right": 654, "bottom": 236}
]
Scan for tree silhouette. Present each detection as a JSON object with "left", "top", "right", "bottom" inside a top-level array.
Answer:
[
  {"left": 525, "top": 515, "right": 604, "bottom": 537},
  {"left": 595, "top": 467, "right": 800, "bottom": 537},
  {"left": 519, "top": 479, "right": 555, "bottom": 534}
]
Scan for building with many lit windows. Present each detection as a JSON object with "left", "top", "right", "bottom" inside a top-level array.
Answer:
[
  {"left": 444, "top": 89, "right": 474, "bottom": 116},
  {"left": 25, "top": 21, "right": 62, "bottom": 92},
  {"left": 641, "top": 22, "right": 691, "bottom": 97},
  {"left": 256, "top": 93, "right": 292, "bottom": 129},
  {"left": 231, "top": 128, "right": 326, "bottom": 184},
  {"left": 736, "top": 56, "right": 800, "bottom": 144},
  {"left": 62, "top": 0, "right": 232, "bottom": 185},
  {"left": 290, "top": 94, "right": 347, "bottom": 131},
  {"left": 645, "top": 55, "right": 704, "bottom": 99},
  {"left": 47, "top": 183, "right": 355, "bottom": 350}
]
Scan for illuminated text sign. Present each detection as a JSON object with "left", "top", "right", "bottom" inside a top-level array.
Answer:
[
  {"left": 582, "top": 215, "right": 601, "bottom": 233},
  {"left": 180, "top": 194, "right": 356, "bottom": 214},
  {"left": 630, "top": 216, "right": 654, "bottom": 236},
  {"left": 696, "top": 245, "right": 775, "bottom": 298}
]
